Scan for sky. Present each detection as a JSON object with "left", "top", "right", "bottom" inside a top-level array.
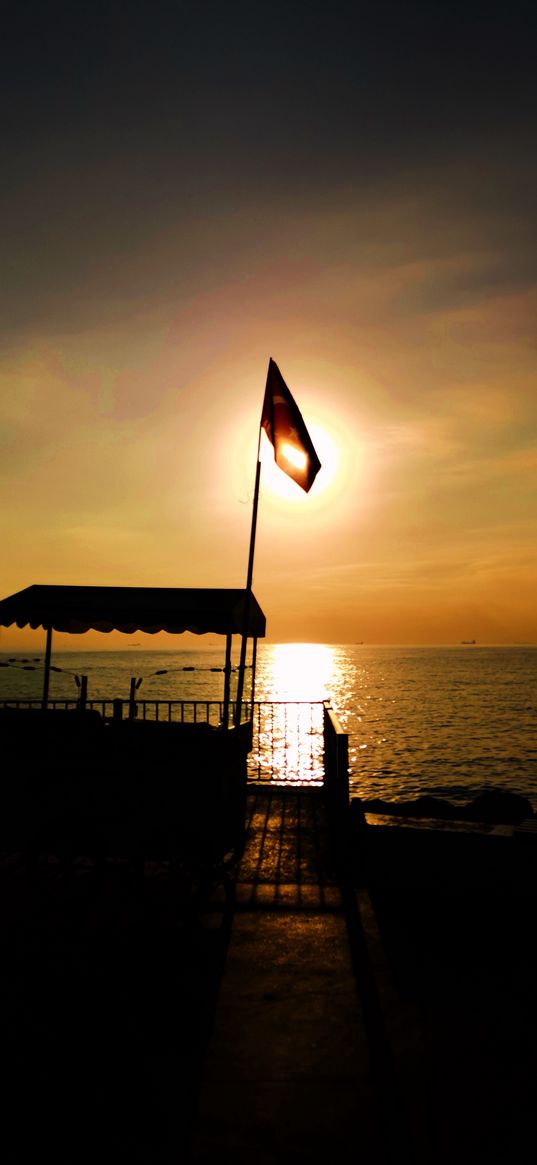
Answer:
[{"left": 1, "top": 0, "right": 536, "bottom": 648}]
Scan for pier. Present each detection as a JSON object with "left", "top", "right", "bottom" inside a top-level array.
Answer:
[
  {"left": 191, "top": 785, "right": 423, "bottom": 1164},
  {"left": 190, "top": 787, "right": 537, "bottom": 1165},
  {"left": 2, "top": 749, "right": 536, "bottom": 1162},
  {"left": 1, "top": 678, "right": 537, "bottom": 1163}
]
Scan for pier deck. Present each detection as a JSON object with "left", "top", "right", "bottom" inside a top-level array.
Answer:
[
  {"left": 191, "top": 787, "right": 419, "bottom": 1164},
  {"left": 3, "top": 787, "right": 536, "bottom": 1163},
  {"left": 192, "top": 788, "right": 537, "bottom": 1164}
]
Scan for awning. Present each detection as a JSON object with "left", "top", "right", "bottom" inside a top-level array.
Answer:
[{"left": 0, "top": 585, "right": 266, "bottom": 638}]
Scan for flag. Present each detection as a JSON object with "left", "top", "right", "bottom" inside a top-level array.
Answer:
[{"left": 261, "top": 358, "right": 321, "bottom": 492}]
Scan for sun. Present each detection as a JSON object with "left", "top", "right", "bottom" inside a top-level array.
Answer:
[
  {"left": 260, "top": 420, "right": 340, "bottom": 502},
  {"left": 267, "top": 642, "right": 336, "bottom": 699},
  {"left": 223, "top": 396, "right": 365, "bottom": 525}
]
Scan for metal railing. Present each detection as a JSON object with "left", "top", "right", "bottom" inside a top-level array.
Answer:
[
  {"left": 0, "top": 697, "right": 234, "bottom": 725},
  {"left": 248, "top": 700, "right": 325, "bottom": 784},
  {"left": 1, "top": 697, "right": 118, "bottom": 717},
  {"left": 0, "top": 697, "right": 347, "bottom": 793}
]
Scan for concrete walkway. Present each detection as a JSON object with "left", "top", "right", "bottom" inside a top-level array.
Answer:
[{"left": 190, "top": 788, "right": 424, "bottom": 1164}]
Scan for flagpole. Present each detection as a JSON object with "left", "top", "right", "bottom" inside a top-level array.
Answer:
[
  {"left": 234, "top": 424, "right": 263, "bottom": 728},
  {"left": 245, "top": 448, "right": 262, "bottom": 595}
]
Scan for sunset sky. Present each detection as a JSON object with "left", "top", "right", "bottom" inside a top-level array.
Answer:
[{"left": 1, "top": 0, "right": 536, "bottom": 648}]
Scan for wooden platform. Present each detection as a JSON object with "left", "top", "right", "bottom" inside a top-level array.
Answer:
[{"left": 191, "top": 788, "right": 416, "bottom": 1164}]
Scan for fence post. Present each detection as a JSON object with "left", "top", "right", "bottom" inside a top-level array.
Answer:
[
  {"left": 323, "top": 702, "right": 350, "bottom": 859},
  {"left": 128, "top": 677, "right": 137, "bottom": 721}
]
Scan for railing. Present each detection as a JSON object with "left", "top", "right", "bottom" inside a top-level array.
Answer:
[
  {"left": 0, "top": 697, "right": 348, "bottom": 795},
  {"left": 0, "top": 697, "right": 237, "bottom": 726},
  {"left": 1, "top": 697, "right": 119, "bottom": 717},
  {"left": 249, "top": 701, "right": 325, "bottom": 784}
]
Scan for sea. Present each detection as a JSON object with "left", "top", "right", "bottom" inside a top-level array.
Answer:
[{"left": 1, "top": 643, "right": 536, "bottom": 810}]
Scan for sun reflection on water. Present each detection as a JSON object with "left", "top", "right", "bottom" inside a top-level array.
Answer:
[
  {"left": 251, "top": 644, "right": 338, "bottom": 783},
  {"left": 261, "top": 643, "right": 336, "bottom": 701}
]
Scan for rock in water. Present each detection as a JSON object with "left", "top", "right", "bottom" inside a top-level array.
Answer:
[{"left": 466, "top": 790, "right": 534, "bottom": 825}]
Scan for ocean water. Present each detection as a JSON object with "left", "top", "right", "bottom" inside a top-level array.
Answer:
[{"left": 1, "top": 643, "right": 536, "bottom": 809}]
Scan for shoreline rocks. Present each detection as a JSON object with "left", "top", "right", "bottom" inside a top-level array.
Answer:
[{"left": 352, "top": 788, "right": 534, "bottom": 826}]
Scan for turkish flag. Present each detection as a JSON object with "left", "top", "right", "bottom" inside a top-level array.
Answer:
[{"left": 261, "top": 358, "right": 321, "bottom": 492}]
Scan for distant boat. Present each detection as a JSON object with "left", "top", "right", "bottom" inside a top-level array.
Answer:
[{"left": 461, "top": 639, "right": 476, "bottom": 645}]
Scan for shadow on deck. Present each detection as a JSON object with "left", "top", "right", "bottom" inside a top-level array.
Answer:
[
  {"left": 191, "top": 787, "right": 417, "bottom": 1164},
  {"left": 4, "top": 786, "right": 534, "bottom": 1164}
]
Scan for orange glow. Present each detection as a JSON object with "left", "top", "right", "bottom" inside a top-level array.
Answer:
[{"left": 2, "top": 292, "right": 536, "bottom": 647}]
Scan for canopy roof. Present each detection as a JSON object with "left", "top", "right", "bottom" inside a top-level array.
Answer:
[{"left": 0, "top": 585, "right": 266, "bottom": 638}]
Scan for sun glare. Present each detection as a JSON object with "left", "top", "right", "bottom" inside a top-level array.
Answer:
[
  {"left": 280, "top": 443, "right": 308, "bottom": 471},
  {"left": 267, "top": 642, "right": 335, "bottom": 700},
  {"left": 224, "top": 397, "right": 365, "bottom": 525},
  {"left": 261, "top": 421, "right": 340, "bottom": 502}
]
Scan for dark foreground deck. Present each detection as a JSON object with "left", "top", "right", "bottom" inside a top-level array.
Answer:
[
  {"left": 191, "top": 788, "right": 403, "bottom": 1164},
  {"left": 2, "top": 789, "right": 537, "bottom": 1163}
]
